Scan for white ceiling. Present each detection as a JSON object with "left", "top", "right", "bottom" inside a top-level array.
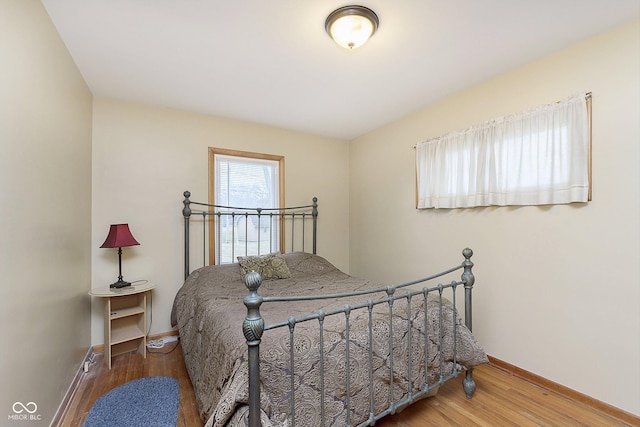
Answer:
[{"left": 42, "top": 1, "right": 639, "bottom": 140}]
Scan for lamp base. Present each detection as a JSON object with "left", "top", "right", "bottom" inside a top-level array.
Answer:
[{"left": 110, "top": 279, "right": 132, "bottom": 289}]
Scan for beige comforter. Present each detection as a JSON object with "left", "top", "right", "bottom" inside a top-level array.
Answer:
[{"left": 172, "top": 252, "right": 487, "bottom": 427}]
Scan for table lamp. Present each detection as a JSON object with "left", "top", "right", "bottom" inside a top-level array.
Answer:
[{"left": 100, "top": 223, "right": 140, "bottom": 288}]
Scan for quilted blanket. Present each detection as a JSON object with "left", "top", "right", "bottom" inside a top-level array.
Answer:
[{"left": 171, "top": 252, "right": 487, "bottom": 426}]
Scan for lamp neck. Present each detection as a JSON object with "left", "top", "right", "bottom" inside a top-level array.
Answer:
[
  {"left": 108, "top": 246, "right": 133, "bottom": 289},
  {"left": 117, "top": 247, "right": 124, "bottom": 281}
]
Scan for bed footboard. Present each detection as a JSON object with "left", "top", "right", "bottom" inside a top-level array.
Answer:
[{"left": 243, "top": 248, "right": 478, "bottom": 427}]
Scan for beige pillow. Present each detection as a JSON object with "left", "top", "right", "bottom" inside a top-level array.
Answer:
[{"left": 237, "top": 252, "right": 292, "bottom": 281}]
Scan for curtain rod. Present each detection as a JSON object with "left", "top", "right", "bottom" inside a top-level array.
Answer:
[{"left": 412, "top": 92, "right": 592, "bottom": 148}]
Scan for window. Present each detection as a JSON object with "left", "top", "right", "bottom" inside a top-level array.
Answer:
[
  {"left": 208, "top": 148, "right": 284, "bottom": 264},
  {"left": 415, "top": 93, "right": 591, "bottom": 209}
]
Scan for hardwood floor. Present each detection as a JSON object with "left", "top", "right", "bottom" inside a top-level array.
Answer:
[
  {"left": 59, "top": 343, "right": 200, "bottom": 427},
  {"left": 60, "top": 343, "right": 638, "bottom": 427}
]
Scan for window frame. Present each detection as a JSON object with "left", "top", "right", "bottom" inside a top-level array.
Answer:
[{"left": 208, "top": 147, "right": 285, "bottom": 265}]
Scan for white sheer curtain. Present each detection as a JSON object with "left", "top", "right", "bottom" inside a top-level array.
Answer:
[{"left": 416, "top": 93, "right": 590, "bottom": 209}]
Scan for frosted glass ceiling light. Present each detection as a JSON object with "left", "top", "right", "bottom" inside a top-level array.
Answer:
[{"left": 325, "top": 5, "right": 379, "bottom": 49}]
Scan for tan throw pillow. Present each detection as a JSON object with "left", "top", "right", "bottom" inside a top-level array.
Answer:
[{"left": 237, "top": 252, "right": 292, "bottom": 281}]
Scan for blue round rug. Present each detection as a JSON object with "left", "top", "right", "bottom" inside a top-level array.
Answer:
[{"left": 83, "top": 376, "right": 179, "bottom": 427}]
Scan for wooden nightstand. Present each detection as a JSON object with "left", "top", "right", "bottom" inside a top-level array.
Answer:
[{"left": 90, "top": 282, "right": 155, "bottom": 369}]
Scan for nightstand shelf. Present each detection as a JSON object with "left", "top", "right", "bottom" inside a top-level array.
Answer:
[
  {"left": 111, "top": 323, "right": 145, "bottom": 345},
  {"left": 110, "top": 305, "right": 145, "bottom": 320},
  {"left": 90, "top": 282, "right": 155, "bottom": 369}
]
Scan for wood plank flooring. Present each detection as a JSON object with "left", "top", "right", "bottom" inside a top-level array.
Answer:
[{"left": 59, "top": 343, "right": 638, "bottom": 426}]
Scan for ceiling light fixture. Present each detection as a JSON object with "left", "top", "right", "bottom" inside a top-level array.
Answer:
[{"left": 325, "top": 5, "right": 379, "bottom": 49}]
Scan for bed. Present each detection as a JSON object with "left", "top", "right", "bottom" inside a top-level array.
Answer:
[{"left": 172, "top": 191, "right": 488, "bottom": 427}]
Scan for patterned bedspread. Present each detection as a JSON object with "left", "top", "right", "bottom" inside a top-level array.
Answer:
[{"left": 171, "top": 252, "right": 487, "bottom": 426}]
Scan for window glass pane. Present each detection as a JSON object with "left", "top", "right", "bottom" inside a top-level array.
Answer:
[
  {"left": 216, "top": 155, "right": 278, "bottom": 207},
  {"left": 214, "top": 154, "right": 280, "bottom": 264}
]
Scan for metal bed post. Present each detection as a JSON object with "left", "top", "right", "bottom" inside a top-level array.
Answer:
[
  {"left": 461, "top": 247, "right": 476, "bottom": 398},
  {"left": 312, "top": 197, "right": 318, "bottom": 254},
  {"left": 183, "top": 191, "right": 192, "bottom": 280},
  {"left": 243, "top": 271, "right": 265, "bottom": 427}
]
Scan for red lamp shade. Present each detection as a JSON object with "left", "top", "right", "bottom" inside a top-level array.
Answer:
[{"left": 100, "top": 224, "right": 140, "bottom": 248}]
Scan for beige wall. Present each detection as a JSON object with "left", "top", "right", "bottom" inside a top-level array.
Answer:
[
  {"left": 349, "top": 19, "right": 640, "bottom": 415},
  {"left": 91, "top": 98, "right": 350, "bottom": 344},
  {"left": 0, "top": 0, "right": 93, "bottom": 424}
]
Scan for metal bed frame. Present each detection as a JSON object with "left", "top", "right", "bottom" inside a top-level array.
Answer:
[{"left": 181, "top": 191, "right": 477, "bottom": 427}]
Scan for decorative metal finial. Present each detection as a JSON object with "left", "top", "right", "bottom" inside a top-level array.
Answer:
[
  {"left": 182, "top": 191, "right": 192, "bottom": 218},
  {"left": 245, "top": 270, "right": 262, "bottom": 292}
]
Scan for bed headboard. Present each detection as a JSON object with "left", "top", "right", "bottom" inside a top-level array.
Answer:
[{"left": 182, "top": 191, "right": 318, "bottom": 279}]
